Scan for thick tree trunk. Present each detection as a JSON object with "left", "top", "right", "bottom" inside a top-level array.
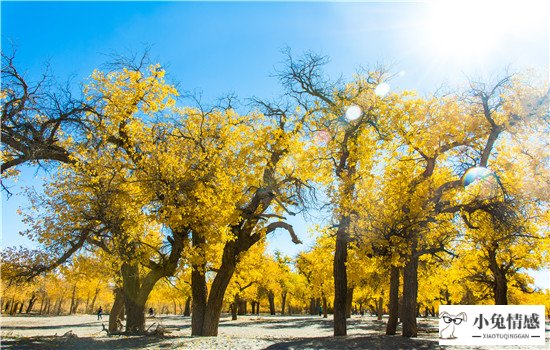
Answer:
[
  {"left": 268, "top": 291, "right": 276, "bottom": 315},
  {"left": 309, "top": 298, "right": 316, "bottom": 315},
  {"left": 200, "top": 259, "right": 236, "bottom": 336},
  {"left": 333, "top": 215, "right": 350, "bottom": 336},
  {"left": 109, "top": 288, "right": 125, "bottom": 333},
  {"left": 385, "top": 269, "right": 400, "bottom": 332},
  {"left": 122, "top": 263, "right": 146, "bottom": 333},
  {"left": 191, "top": 234, "right": 208, "bottom": 336},
  {"left": 256, "top": 300, "right": 260, "bottom": 315},
  {"left": 402, "top": 252, "right": 419, "bottom": 337},
  {"left": 488, "top": 248, "right": 508, "bottom": 305},
  {"left": 322, "top": 296, "right": 328, "bottom": 318},
  {"left": 345, "top": 287, "right": 354, "bottom": 319},
  {"left": 281, "top": 291, "right": 287, "bottom": 315},
  {"left": 184, "top": 297, "right": 191, "bottom": 316},
  {"left": 238, "top": 299, "right": 246, "bottom": 315}
]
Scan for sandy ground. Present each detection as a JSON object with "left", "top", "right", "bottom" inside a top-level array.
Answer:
[{"left": 0, "top": 314, "right": 548, "bottom": 349}]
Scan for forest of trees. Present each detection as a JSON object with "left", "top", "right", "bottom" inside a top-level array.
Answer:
[{"left": 1, "top": 49, "right": 549, "bottom": 338}]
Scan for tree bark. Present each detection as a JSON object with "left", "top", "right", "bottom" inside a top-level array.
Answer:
[
  {"left": 238, "top": 298, "right": 246, "bottom": 315},
  {"left": 488, "top": 248, "right": 508, "bottom": 305},
  {"left": 333, "top": 215, "right": 350, "bottom": 336},
  {"left": 191, "top": 234, "right": 208, "bottom": 335},
  {"left": 322, "top": 296, "right": 328, "bottom": 318},
  {"left": 345, "top": 286, "right": 354, "bottom": 319},
  {"left": 251, "top": 301, "right": 257, "bottom": 315},
  {"left": 231, "top": 297, "right": 238, "bottom": 320},
  {"left": 200, "top": 254, "right": 236, "bottom": 336},
  {"left": 121, "top": 263, "right": 146, "bottom": 333},
  {"left": 268, "top": 291, "right": 276, "bottom": 315},
  {"left": 184, "top": 297, "right": 191, "bottom": 316},
  {"left": 56, "top": 298, "right": 63, "bottom": 315},
  {"left": 386, "top": 266, "right": 400, "bottom": 335},
  {"left": 69, "top": 285, "right": 77, "bottom": 315},
  {"left": 281, "top": 291, "right": 287, "bottom": 315},
  {"left": 402, "top": 252, "right": 419, "bottom": 337},
  {"left": 26, "top": 293, "right": 37, "bottom": 314},
  {"left": 377, "top": 297, "right": 384, "bottom": 321},
  {"left": 90, "top": 288, "right": 100, "bottom": 314},
  {"left": 109, "top": 288, "right": 125, "bottom": 333}
]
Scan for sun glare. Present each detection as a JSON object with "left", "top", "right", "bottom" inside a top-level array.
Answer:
[{"left": 426, "top": 0, "right": 549, "bottom": 61}]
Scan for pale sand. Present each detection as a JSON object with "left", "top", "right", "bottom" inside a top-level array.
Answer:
[{"left": 1, "top": 314, "right": 548, "bottom": 349}]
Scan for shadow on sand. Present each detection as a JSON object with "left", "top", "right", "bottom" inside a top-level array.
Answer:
[
  {"left": 1, "top": 335, "right": 176, "bottom": 350},
  {"left": 263, "top": 335, "right": 444, "bottom": 350}
]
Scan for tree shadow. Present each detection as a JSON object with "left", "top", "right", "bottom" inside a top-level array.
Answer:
[
  {"left": 2, "top": 322, "right": 103, "bottom": 331},
  {"left": 246, "top": 318, "right": 334, "bottom": 330},
  {"left": 263, "top": 335, "right": 445, "bottom": 350},
  {"left": 1, "top": 335, "right": 177, "bottom": 350}
]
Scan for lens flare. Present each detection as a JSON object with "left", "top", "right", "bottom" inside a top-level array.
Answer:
[
  {"left": 345, "top": 105, "right": 362, "bottom": 121},
  {"left": 374, "top": 83, "right": 390, "bottom": 97},
  {"left": 463, "top": 167, "right": 500, "bottom": 200}
]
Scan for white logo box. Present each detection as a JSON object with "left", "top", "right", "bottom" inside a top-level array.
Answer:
[{"left": 438, "top": 305, "right": 545, "bottom": 346}]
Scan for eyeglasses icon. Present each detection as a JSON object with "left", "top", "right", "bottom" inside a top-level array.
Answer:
[{"left": 442, "top": 316, "right": 464, "bottom": 325}]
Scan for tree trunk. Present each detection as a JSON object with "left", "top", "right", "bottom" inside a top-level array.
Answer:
[
  {"left": 90, "top": 288, "right": 100, "bottom": 315},
  {"left": 488, "top": 248, "right": 508, "bottom": 305},
  {"left": 238, "top": 298, "right": 246, "bottom": 315},
  {"left": 191, "top": 234, "right": 208, "bottom": 336},
  {"left": 333, "top": 215, "right": 350, "bottom": 336},
  {"left": 256, "top": 300, "right": 260, "bottom": 315},
  {"left": 322, "top": 296, "right": 328, "bottom": 318},
  {"left": 39, "top": 295, "right": 46, "bottom": 315},
  {"left": 200, "top": 253, "right": 237, "bottom": 336},
  {"left": 281, "top": 291, "right": 287, "bottom": 315},
  {"left": 26, "top": 293, "right": 37, "bottom": 314},
  {"left": 268, "top": 291, "right": 276, "bottom": 315},
  {"left": 184, "top": 297, "right": 191, "bottom": 316},
  {"left": 402, "top": 252, "right": 419, "bottom": 337},
  {"left": 69, "top": 285, "right": 77, "bottom": 315},
  {"left": 231, "top": 298, "right": 238, "bottom": 320},
  {"left": 345, "top": 286, "right": 354, "bottom": 319},
  {"left": 251, "top": 301, "right": 256, "bottom": 315},
  {"left": 109, "top": 288, "right": 125, "bottom": 333},
  {"left": 4, "top": 298, "right": 12, "bottom": 313},
  {"left": 18, "top": 302, "right": 25, "bottom": 314},
  {"left": 56, "top": 298, "right": 64, "bottom": 315},
  {"left": 122, "top": 263, "right": 146, "bottom": 333},
  {"left": 377, "top": 297, "right": 383, "bottom": 321}
]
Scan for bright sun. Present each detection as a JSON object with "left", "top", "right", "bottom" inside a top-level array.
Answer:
[{"left": 426, "top": 0, "right": 549, "bottom": 62}]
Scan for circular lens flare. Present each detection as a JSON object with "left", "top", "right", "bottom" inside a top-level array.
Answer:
[
  {"left": 345, "top": 105, "right": 362, "bottom": 121},
  {"left": 374, "top": 83, "right": 390, "bottom": 97}
]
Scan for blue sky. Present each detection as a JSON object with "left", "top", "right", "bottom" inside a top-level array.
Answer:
[{"left": 1, "top": 1, "right": 549, "bottom": 287}]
